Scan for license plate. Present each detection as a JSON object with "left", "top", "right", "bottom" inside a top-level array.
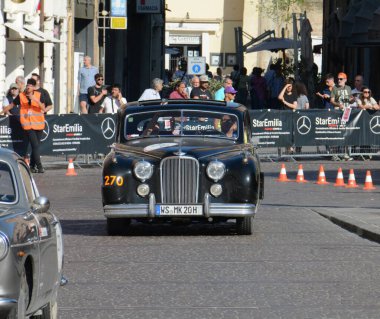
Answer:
[{"left": 155, "top": 205, "right": 203, "bottom": 216}]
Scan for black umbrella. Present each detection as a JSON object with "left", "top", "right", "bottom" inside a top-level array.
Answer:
[{"left": 246, "top": 37, "right": 300, "bottom": 53}]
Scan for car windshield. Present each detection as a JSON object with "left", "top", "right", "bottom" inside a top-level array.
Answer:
[
  {"left": 124, "top": 110, "right": 239, "bottom": 140},
  {"left": 0, "top": 161, "right": 16, "bottom": 204}
]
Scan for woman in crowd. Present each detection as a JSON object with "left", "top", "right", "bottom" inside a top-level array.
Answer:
[
  {"left": 278, "top": 78, "right": 297, "bottom": 110},
  {"left": 295, "top": 82, "right": 309, "bottom": 110},
  {"left": 169, "top": 81, "right": 189, "bottom": 99},
  {"left": 357, "top": 87, "right": 379, "bottom": 111}
]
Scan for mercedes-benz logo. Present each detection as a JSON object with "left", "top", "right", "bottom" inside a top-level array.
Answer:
[
  {"left": 101, "top": 117, "right": 116, "bottom": 140},
  {"left": 296, "top": 116, "right": 311, "bottom": 135},
  {"left": 41, "top": 120, "right": 49, "bottom": 142},
  {"left": 369, "top": 116, "right": 380, "bottom": 135}
]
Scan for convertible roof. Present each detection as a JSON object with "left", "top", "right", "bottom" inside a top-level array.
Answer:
[{"left": 124, "top": 99, "right": 246, "bottom": 112}]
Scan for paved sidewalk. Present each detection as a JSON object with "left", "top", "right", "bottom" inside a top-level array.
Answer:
[{"left": 312, "top": 207, "right": 380, "bottom": 243}]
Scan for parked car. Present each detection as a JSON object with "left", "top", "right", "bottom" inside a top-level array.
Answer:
[
  {"left": 0, "top": 148, "right": 65, "bottom": 319},
  {"left": 102, "top": 99, "right": 264, "bottom": 235}
]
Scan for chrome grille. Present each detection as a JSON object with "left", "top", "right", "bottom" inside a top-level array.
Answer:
[{"left": 160, "top": 156, "right": 199, "bottom": 204}]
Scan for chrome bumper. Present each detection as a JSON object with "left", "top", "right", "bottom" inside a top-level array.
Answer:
[{"left": 104, "top": 194, "right": 257, "bottom": 218}]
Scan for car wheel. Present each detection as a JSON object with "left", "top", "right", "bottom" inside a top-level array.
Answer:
[
  {"left": 106, "top": 218, "right": 131, "bottom": 235},
  {"left": 7, "top": 268, "right": 30, "bottom": 319},
  {"left": 236, "top": 216, "right": 253, "bottom": 235}
]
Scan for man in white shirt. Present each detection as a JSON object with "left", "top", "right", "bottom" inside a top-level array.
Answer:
[
  {"left": 138, "top": 78, "right": 163, "bottom": 101},
  {"left": 99, "top": 84, "right": 127, "bottom": 114}
]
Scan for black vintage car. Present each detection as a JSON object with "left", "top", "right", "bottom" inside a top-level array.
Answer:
[{"left": 102, "top": 99, "right": 264, "bottom": 235}]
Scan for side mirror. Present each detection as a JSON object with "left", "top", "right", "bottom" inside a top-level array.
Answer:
[{"left": 32, "top": 196, "right": 50, "bottom": 214}]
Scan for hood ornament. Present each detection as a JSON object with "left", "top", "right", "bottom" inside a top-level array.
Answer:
[{"left": 173, "top": 151, "right": 186, "bottom": 156}]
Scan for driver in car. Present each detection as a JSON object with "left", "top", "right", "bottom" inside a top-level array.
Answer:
[{"left": 221, "top": 115, "right": 238, "bottom": 138}]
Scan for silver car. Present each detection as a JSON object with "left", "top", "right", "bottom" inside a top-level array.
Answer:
[{"left": 0, "top": 148, "right": 65, "bottom": 318}]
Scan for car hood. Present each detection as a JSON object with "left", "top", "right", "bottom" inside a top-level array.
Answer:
[{"left": 115, "top": 137, "right": 244, "bottom": 159}]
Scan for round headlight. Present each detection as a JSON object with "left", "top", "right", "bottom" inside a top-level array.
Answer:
[
  {"left": 206, "top": 161, "right": 226, "bottom": 181},
  {"left": 134, "top": 161, "right": 153, "bottom": 181},
  {"left": 137, "top": 184, "right": 150, "bottom": 197},
  {"left": 0, "top": 232, "right": 9, "bottom": 261},
  {"left": 210, "top": 184, "right": 223, "bottom": 197}
]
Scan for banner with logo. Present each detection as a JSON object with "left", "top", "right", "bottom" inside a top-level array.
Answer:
[
  {"left": 364, "top": 110, "right": 380, "bottom": 145},
  {"left": 41, "top": 114, "right": 117, "bottom": 155},
  {"left": 250, "top": 110, "right": 293, "bottom": 147},
  {"left": 1, "top": 111, "right": 379, "bottom": 155},
  {"left": 293, "top": 109, "right": 366, "bottom": 146},
  {"left": 0, "top": 114, "right": 117, "bottom": 156},
  {"left": 0, "top": 116, "right": 26, "bottom": 155}
]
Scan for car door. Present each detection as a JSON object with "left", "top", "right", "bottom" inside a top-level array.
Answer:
[{"left": 17, "top": 163, "right": 58, "bottom": 301}]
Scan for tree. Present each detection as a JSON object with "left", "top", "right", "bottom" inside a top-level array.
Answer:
[{"left": 258, "top": 0, "right": 305, "bottom": 26}]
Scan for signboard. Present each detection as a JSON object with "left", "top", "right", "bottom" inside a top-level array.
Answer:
[
  {"left": 250, "top": 110, "right": 293, "bottom": 147},
  {"left": 169, "top": 35, "right": 201, "bottom": 45},
  {"left": 187, "top": 56, "right": 206, "bottom": 75},
  {"left": 136, "top": 0, "right": 161, "bottom": 13},
  {"left": 111, "top": 17, "right": 127, "bottom": 29},
  {"left": 110, "top": 0, "right": 127, "bottom": 17}
]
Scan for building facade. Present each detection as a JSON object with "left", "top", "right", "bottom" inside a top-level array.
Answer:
[
  {"left": 323, "top": 0, "right": 380, "bottom": 98},
  {"left": 0, "top": 0, "right": 68, "bottom": 113},
  {"left": 165, "top": 0, "right": 323, "bottom": 76}
]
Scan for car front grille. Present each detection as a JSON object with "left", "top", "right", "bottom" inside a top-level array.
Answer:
[{"left": 160, "top": 156, "right": 199, "bottom": 204}]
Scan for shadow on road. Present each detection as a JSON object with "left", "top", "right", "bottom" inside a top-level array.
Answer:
[{"left": 60, "top": 219, "right": 248, "bottom": 237}]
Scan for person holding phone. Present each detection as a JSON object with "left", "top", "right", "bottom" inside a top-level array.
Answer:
[{"left": 100, "top": 84, "right": 127, "bottom": 114}]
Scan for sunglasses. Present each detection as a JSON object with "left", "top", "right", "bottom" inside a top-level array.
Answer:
[
  {"left": 97, "top": 78, "right": 104, "bottom": 81},
  {"left": 338, "top": 78, "right": 345, "bottom": 81},
  {"left": 363, "top": 90, "right": 370, "bottom": 93}
]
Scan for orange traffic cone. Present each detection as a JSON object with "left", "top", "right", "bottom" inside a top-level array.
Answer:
[
  {"left": 65, "top": 159, "right": 77, "bottom": 176},
  {"left": 296, "top": 164, "right": 308, "bottom": 183},
  {"left": 315, "top": 165, "right": 329, "bottom": 185},
  {"left": 346, "top": 169, "right": 359, "bottom": 188},
  {"left": 363, "top": 170, "right": 376, "bottom": 190},
  {"left": 277, "top": 164, "right": 291, "bottom": 182},
  {"left": 334, "top": 167, "right": 345, "bottom": 187}
]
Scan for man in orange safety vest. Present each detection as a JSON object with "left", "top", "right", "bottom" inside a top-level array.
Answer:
[{"left": 4, "top": 78, "right": 47, "bottom": 173}]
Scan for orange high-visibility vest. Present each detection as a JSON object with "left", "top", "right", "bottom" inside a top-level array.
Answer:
[{"left": 19, "top": 92, "right": 45, "bottom": 130}]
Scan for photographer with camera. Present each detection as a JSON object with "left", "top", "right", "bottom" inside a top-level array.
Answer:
[
  {"left": 330, "top": 72, "right": 354, "bottom": 161},
  {"left": 330, "top": 72, "right": 354, "bottom": 110},
  {"left": 87, "top": 73, "right": 108, "bottom": 114}
]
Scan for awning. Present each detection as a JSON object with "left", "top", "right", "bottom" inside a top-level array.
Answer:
[
  {"left": 5, "top": 23, "right": 60, "bottom": 43},
  {"left": 23, "top": 25, "right": 61, "bottom": 43},
  {"left": 5, "top": 22, "right": 44, "bottom": 42}
]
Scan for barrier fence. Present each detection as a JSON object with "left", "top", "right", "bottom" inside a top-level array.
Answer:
[
  {"left": 249, "top": 109, "right": 380, "bottom": 160},
  {"left": 0, "top": 110, "right": 379, "bottom": 164}
]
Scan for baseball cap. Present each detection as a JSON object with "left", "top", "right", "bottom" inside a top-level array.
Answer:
[
  {"left": 338, "top": 72, "right": 347, "bottom": 79},
  {"left": 225, "top": 86, "right": 237, "bottom": 94},
  {"left": 199, "top": 75, "right": 209, "bottom": 82},
  {"left": 9, "top": 83, "right": 18, "bottom": 89}
]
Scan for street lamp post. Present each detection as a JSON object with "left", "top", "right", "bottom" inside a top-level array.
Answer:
[{"left": 100, "top": 10, "right": 109, "bottom": 77}]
